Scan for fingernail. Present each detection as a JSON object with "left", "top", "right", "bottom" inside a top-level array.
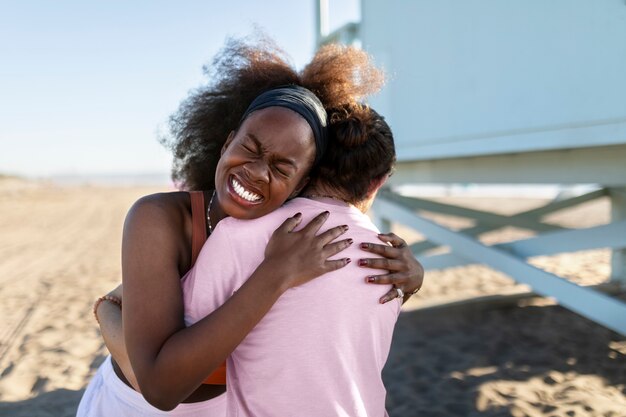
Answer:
[
  {"left": 348, "top": 238, "right": 354, "bottom": 244},
  {"left": 358, "top": 259, "right": 367, "bottom": 266},
  {"left": 367, "top": 276, "right": 375, "bottom": 283},
  {"left": 379, "top": 298, "right": 387, "bottom": 304},
  {"left": 294, "top": 212, "right": 302, "bottom": 218},
  {"left": 324, "top": 211, "right": 330, "bottom": 216},
  {"left": 360, "top": 243, "right": 369, "bottom": 249},
  {"left": 342, "top": 225, "right": 349, "bottom": 230},
  {"left": 345, "top": 258, "right": 351, "bottom": 264}
]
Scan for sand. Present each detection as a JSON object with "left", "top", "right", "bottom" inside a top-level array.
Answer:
[{"left": 0, "top": 179, "right": 624, "bottom": 416}]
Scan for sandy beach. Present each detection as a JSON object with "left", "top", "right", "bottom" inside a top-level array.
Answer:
[{"left": 0, "top": 179, "right": 624, "bottom": 416}]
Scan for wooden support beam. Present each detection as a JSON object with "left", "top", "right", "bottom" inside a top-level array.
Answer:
[
  {"left": 372, "top": 196, "right": 626, "bottom": 335},
  {"left": 408, "top": 188, "right": 607, "bottom": 255},
  {"left": 609, "top": 187, "right": 626, "bottom": 284},
  {"left": 390, "top": 144, "right": 626, "bottom": 186},
  {"left": 420, "top": 220, "right": 626, "bottom": 270},
  {"left": 382, "top": 191, "right": 563, "bottom": 232}
]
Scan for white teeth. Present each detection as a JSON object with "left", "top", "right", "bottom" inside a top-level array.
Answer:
[{"left": 231, "top": 178, "right": 261, "bottom": 202}]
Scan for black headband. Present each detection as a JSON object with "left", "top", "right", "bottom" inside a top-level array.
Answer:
[{"left": 240, "top": 85, "right": 328, "bottom": 166}]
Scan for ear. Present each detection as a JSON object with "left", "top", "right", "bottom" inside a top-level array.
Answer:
[
  {"left": 288, "top": 176, "right": 310, "bottom": 200},
  {"left": 221, "top": 131, "right": 236, "bottom": 156}
]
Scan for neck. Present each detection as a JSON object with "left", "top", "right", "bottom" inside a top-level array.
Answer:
[{"left": 302, "top": 183, "right": 375, "bottom": 213}]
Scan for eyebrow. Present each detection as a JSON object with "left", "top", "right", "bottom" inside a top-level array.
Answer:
[
  {"left": 246, "top": 134, "right": 263, "bottom": 151},
  {"left": 247, "top": 133, "right": 298, "bottom": 168}
]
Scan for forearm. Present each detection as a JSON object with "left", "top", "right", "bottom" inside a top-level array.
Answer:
[
  {"left": 97, "top": 301, "right": 140, "bottom": 391},
  {"left": 130, "top": 261, "right": 286, "bottom": 410}
]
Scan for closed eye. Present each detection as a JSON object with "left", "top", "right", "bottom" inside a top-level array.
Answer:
[
  {"left": 273, "top": 165, "right": 291, "bottom": 178},
  {"left": 241, "top": 143, "right": 258, "bottom": 154},
  {"left": 241, "top": 134, "right": 263, "bottom": 154}
]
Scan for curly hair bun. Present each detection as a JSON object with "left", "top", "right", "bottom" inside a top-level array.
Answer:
[
  {"left": 315, "top": 104, "right": 395, "bottom": 204},
  {"left": 329, "top": 103, "right": 373, "bottom": 149}
]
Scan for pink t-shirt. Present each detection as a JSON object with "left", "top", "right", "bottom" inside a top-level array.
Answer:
[{"left": 182, "top": 198, "right": 400, "bottom": 417}]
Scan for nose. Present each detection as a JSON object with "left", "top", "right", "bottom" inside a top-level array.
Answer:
[{"left": 243, "top": 159, "right": 270, "bottom": 183}]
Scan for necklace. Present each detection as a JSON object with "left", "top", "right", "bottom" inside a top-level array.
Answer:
[{"left": 206, "top": 190, "right": 216, "bottom": 235}]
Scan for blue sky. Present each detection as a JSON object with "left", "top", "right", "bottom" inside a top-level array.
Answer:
[{"left": 0, "top": 0, "right": 359, "bottom": 178}]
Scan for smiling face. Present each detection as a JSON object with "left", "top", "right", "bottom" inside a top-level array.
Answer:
[{"left": 213, "top": 106, "right": 317, "bottom": 220}]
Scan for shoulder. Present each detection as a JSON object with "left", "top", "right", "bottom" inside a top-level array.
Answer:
[
  {"left": 129, "top": 191, "right": 189, "bottom": 213},
  {"left": 215, "top": 200, "right": 305, "bottom": 236},
  {"left": 124, "top": 192, "right": 191, "bottom": 239}
]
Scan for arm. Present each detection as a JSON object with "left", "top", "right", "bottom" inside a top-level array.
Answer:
[
  {"left": 94, "top": 284, "right": 141, "bottom": 391},
  {"left": 124, "top": 204, "right": 351, "bottom": 411},
  {"left": 358, "top": 232, "right": 425, "bottom": 304}
]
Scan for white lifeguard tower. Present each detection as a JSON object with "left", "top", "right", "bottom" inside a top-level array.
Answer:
[{"left": 317, "top": 0, "right": 626, "bottom": 335}]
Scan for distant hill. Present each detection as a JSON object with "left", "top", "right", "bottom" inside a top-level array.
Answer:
[{"left": 0, "top": 173, "right": 20, "bottom": 180}]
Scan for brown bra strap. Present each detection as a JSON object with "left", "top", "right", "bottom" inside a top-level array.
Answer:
[{"left": 189, "top": 191, "right": 208, "bottom": 267}]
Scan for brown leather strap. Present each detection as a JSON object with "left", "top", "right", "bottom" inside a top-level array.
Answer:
[
  {"left": 189, "top": 191, "right": 207, "bottom": 267},
  {"left": 189, "top": 191, "right": 227, "bottom": 385}
]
